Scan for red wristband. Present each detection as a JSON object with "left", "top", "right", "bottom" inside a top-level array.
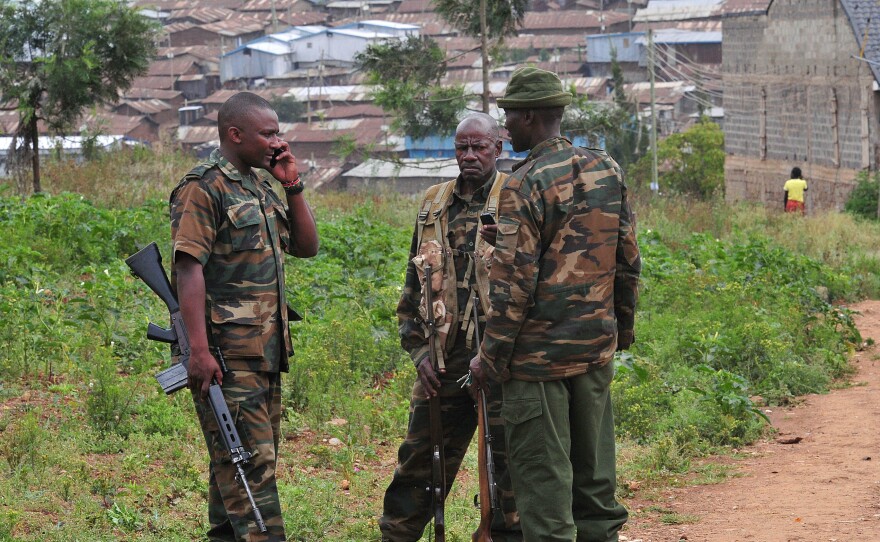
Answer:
[{"left": 281, "top": 176, "right": 304, "bottom": 195}]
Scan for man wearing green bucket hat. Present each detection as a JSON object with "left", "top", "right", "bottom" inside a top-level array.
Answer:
[{"left": 469, "top": 66, "right": 641, "bottom": 542}]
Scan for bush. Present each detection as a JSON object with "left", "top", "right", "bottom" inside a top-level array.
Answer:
[{"left": 844, "top": 170, "right": 879, "bottom": 220}]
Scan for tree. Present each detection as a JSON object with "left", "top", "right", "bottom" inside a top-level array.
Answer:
[
  {"left": 356, "top": 36, "right": 467, "bottom": 139},
  {"left": 603, "top": 49, "right": 648, "bottom": 172},
  {"left": 0, "top": 0, "right": 158, "bottom": 194},
  {"left": 270, "top": 95, "right": 305, "bottom": 123},
  {"left": 629, "top": 118, "right": 725, "bottom": 198},
  {"left": 433, "top": 0, "right": 528, "bottom": 112}
]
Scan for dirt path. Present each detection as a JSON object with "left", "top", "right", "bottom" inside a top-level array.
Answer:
[{"left": 621, "top": 300, "right": 880, "bottom": 542}]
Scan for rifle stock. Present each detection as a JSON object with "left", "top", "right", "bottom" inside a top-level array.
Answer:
[
  {"left": 471, "top": 295, "right": 499, "bottom": 542},
  {"left": 125, "top": 242, "right": 267, "bottom": 533},
  {"left": 423, "top": 264, "right": 446, "bottom": 542}
]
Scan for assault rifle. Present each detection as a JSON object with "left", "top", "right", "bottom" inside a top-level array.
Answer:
[
  {"left": 470, "top": 295, "right": 500, "bottom": 542},
  {"left": 423, "top": 264, "right": 446, "bottom": 542},
  {"left": 125, "top": 242, "right": 267, "bottom": 533}
]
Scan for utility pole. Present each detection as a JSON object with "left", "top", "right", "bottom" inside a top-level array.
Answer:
[
  {"left": 479, "top": 0, "right": 490, "bottom": 113},
  {"left": 648, "top": 29, "right": 659, "bottom": 194},
  {"left": 270, "top": 0, "right": 278, "bottom": 33}
]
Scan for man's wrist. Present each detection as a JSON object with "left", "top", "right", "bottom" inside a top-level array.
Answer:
[{"left": 281, "top": 175, "right": 304, "bottom": 195}]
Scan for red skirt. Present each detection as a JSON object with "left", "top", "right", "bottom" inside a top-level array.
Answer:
[{"left": 785, "top": 200, "right": 805, "bottom": 214}]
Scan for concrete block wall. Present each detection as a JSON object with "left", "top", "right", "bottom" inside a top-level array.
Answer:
[{"left": 723, "top": 0, "right": 878, "bottom": 210}]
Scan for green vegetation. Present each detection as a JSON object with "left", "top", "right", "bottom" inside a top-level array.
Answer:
[
  {"left": 844, "top": 169, "right": 880, "bottom": 220},
  {"left": 356, "top": 37, "right": 467, "bottom": 139},
  {"left": 0, "top": 149, "right": 876, "bottom": 540},
  {"left": 629, "top": 119, "right": 726, "bottom": 198}
]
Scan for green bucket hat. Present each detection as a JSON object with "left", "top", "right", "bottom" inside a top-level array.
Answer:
[{"left": 496, "top": 66, "right": 573, "bottom": 109}]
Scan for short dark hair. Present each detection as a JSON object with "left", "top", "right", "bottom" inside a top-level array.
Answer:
[
  {"left": 791, "top": 167, "right": 802, "bottom": 179},
  {"left": 217, "top": 92, "right": 274, "bottom": 141},
  {"left": 456, "top": 112, "right": 500, "bottom": 141}
]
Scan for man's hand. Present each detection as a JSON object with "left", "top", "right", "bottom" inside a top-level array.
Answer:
[
  {"left": 468, "top": 354, "right": 488, "bottom": 397},
  {"left": 417, "top": 358, "right": 443, "bottom": 398},
  {"left": 479, "top": 224, "right": 498, "bottom": 246},
  {"left": 188, "top": 348, "right": 223, "bottom": 397},
  {"left": 174, "top": 252, "right": 223, "bottom": 397},
  {"left": 268, "top": 141, "right": 300, "bottom": 185}
]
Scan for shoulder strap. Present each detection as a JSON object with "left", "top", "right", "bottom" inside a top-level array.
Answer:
[
  {"left": 416, "top": 179, "right": 455, "bottom": 249},
  {"left": 483, "top": 171, "right": 508, "bottom": 218}
]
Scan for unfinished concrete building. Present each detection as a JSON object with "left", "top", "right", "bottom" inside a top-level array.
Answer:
[{"left": 723, "top": 0, "right": 880, "bottom": 210}]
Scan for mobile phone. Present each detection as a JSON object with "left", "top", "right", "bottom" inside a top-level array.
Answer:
[
  {"left": 269, "top": 148, "right": 282, "bottom": 168},
  {"left": 479, "top": 212, "right": 496, "bottom": 225}
]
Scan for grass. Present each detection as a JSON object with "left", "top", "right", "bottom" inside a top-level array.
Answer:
[{"left": 0, "top": 147, "right": 877, "bottom": 539}]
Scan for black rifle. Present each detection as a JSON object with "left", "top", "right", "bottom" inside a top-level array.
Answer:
[
  {"left": 125, "top": 242, "right": 267, "bottom": 533},
  {"left": 470, "top": 294, "right": 499, "bottom": 542},
  {"left": 423, "top": 264, "right": 446, "bottom": 542}
]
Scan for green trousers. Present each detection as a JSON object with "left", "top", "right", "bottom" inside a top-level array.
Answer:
[{"left": 501, "top": 362, "right": 627, "bottom": 542}]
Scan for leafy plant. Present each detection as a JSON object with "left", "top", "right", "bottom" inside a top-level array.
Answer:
[
  {"left": 844, "top": 170, "right": 879, "bottom": 220},
  {"left": 689, "top": 365, "right": 770, "bottom": 423}
]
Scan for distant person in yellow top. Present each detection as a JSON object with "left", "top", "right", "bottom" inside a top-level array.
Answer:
[{"left": 784, "top": 167, "right": 807, "bottom": 214}]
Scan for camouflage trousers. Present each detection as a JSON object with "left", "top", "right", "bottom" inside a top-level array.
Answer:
[
  {"left": 379, "top": 371, "right": 521, "bottom": 542},
  {"left": 193, "top": 370, "right": 286, "bottom": 542}
]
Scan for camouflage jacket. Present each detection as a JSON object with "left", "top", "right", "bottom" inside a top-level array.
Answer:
[
  {"left": 480, "top": 137, "right": 641, "bottom": 382},
  {"left": 398, "top": 172, "right": 503, "bottom": 376},
  {"left": 169, "top": 149, "right": 294, "bottom": 373}
]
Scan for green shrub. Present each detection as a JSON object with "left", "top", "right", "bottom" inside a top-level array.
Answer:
[{"left": 844, "top": 170, "right": 879, "bottom": 220}]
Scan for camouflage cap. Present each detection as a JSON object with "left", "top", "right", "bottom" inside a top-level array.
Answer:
[{"left": 496, "top": 66, "right": 573, "bottom": 109}]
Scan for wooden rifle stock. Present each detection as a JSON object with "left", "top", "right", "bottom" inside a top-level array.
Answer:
[
  {"left": 471, "top": 294, "right": 499, "bottom": 542},
  {"left": 472, "top": 387, "right": 494, "bottom": 542},
  {"left": 423, "top": 264, "right": 446, "bottom": 542}
]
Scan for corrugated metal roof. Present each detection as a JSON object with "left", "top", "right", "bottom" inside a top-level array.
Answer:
[
  {"left": 0, "top": 110, "right": 20, "bottom": 134},
  {"left": 148, "top": 57, "right": 197, "bottom": 76},
  {"left": 157, "top": 45, "right": 223, "bottom": 62},
  {"left": 202, "top": 88, "right": 289, "bottom": 104},
  {"left": 284, "top": 84, "right": 374, "bottom": 103},
  {"left": 634, "top": 0, "right": 725, "bottom": 22},
  {"left": 626, "top": 80, "right": 692, "bottom": 104},
  {"left": 343, "top": 157, "right": 460, "bottom": 179},
  {"left": 328, "top": 28, "right": 394, "bottom": 39},
  {"left": 177, "top": 125, "right": 218, "bottom": 145},
  {"left": 336, "top": 13, "right": 454, "bottom": 36},
  {"left": 505, "top": 34, "right": 586, "bottom": 50},
  {"left": 202, "top": 19, "right": 266, "bottom": 36},
  {"left": 121, "top": 87, "right": 183, "bottom": 101},
  {"left": 283, "top": 117, "right": 398, "bottom": 146},
  {"left": 116, "top": 99, "right": 173, "bottom": 114},
  {"left": 396, "top": 0, "right": 432, "bottom": 13},
  {"left": 349, "top": 19, "right": 420, "bottom": 30},
  {"left": 247, "top": 41, "right": 291, "bottom": 55},
  {"left": 166, "top": 7, "right": 234, "bottom": 24},
  {"left": 239, "top": 0, "right": 301, "bottom": 11},
  {"left": 523, "top": 10, "right": 630, "bottom": 31},
  {"left": 314, "top": 104, "right": 386, "bottom": 119},
  {"left": 633, "top": 19, "right": 722, "bottom": 32},
  {"left": 720, "top": 0, "right": 772, "bottom": 17},
  {"left": 131, "top": 75, "right": 178, "bottom": 90},
  {"left": 635, "top": 29, "right": 722, "bottom": 44}
]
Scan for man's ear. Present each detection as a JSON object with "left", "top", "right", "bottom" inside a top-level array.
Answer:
[
  {"left": 494, "top": 140, "right": 502, "bottom": 157},
  {"left": 227, "top": 126, "right": 243, "bottom": 144}
]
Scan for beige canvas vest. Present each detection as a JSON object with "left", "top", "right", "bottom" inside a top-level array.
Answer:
[{"left": 410, "top": 171, "right": 508, "bottom": 370}]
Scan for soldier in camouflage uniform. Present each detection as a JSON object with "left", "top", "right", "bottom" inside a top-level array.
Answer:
[
  {"left": 470, "top": 67, "right": 641, "bottom": 542},
  {"left": 170, "top": 91, "right": 319, "bottom": 542},
  {"left": 380, "top": 113, "right": 522, "bottom": 542}
]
